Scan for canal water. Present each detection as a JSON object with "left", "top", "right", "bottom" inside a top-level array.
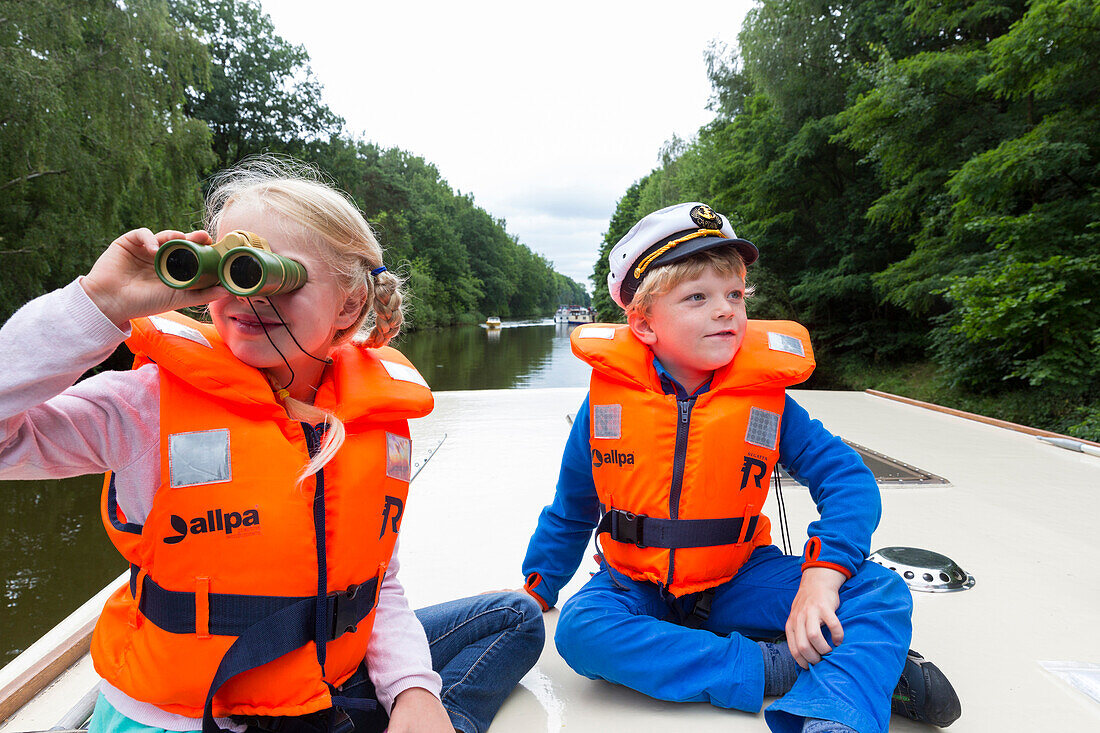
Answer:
[{"left": 0, "top": 318, "right": 592, "bottom": 664}]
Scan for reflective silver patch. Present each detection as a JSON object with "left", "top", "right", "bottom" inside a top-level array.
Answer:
[
  {"left": 577, "top": 327, "right": 615, "bottom": 340},
  {"left": 745, "top": 407, "right": 780, "bottom": 450},
  {"left": 168, "top": 429, "right": 230, "bottom": 487},
  {"left": 767, "top": 331, "right": 805, "bottom": 357},
  {"left": 380, "top": 359, "right": 429, "bottom": 388},
  {"left": 592, "top": 404, "right": 622, "bottom": 439},
  {"left": 149, "top": 315, "right": 212, "bottom": 348},
  {"left": 386, "top": 432, "right": 412, "bottom": 481}
]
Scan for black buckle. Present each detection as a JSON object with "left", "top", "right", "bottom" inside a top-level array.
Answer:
[
  {"left": 328, "top": 584, "right": 361, "bottom": 640},
  {"left": 614, "top": 511, "right": 647, "bottom": 548},
  {"left": 329, "top": 708, "right": 354, "bottom": 733},
  {"left": 233, "top": 708, "right": 353, "bottom": 733},
  {"left": 693, "top": 588, "right": 714, "bottom": 622}
]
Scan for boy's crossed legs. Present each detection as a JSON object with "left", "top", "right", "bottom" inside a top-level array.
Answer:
[{"left": 555, "top": 544, "right": 913, "bottom": 733}]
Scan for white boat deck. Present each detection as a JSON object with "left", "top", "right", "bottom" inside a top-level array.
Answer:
[{"left": 3, "top": 388, "right": 1099, "bottom": 731}]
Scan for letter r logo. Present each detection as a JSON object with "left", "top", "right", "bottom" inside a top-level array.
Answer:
[
  {"left": 740, "top": 457, "right": 768, "bottom": 490},
  {"left": 380, "top": 496, "right": 404, "bottom": 538}
]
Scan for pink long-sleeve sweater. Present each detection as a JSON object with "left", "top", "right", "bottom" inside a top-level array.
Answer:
[{"left": 0, "top": 281, "right": 441, "bottom": 730}]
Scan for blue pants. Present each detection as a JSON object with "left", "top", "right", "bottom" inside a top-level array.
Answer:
[
  {"left": 338, "top": 590, "right": 546, "bottom": 733},
  {"left": 555, "top": 545, "right": 912, "bottom": 733},
  {"left": 416, "top": 591, "right": 545, "bottom": 733},
  {"left": 89, "top": 592, "right": 544, "bottom": 733}
]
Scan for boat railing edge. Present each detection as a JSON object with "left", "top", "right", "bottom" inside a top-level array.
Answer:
[
  {"left": 0, "top": 570, "right": 127, "bottom": 723},
  {"left": 864, "top": 389, "right": 1100, "bottom": 449}
]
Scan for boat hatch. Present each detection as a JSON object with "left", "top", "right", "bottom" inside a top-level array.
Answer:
[{"left": 777, "top": 439, "right": 949, "bottom": 486}]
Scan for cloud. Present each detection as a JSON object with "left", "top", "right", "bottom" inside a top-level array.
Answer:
[
  {"left": 495, "top": 184, "right": 615, "bottom": 222},
  {"left": 259, "top": 0, "right": 754, "bottom": 288}
]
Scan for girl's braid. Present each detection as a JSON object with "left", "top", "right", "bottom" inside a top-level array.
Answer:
[{"left": 365, "top": 270, "right": 404, "bottom": 348}]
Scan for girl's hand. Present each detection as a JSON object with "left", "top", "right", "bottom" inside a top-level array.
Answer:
[
  {"left": 785, "top": 566, "right": 846, "bottom": 669},
  {"left": 386, "top": 687, "right": 454, "bottom": 733},
  {"left": 82, "top": 228, "right": 227, "bottom": 329}
]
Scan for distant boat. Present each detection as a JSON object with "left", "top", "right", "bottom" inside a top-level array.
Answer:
[
  {"left": 485, "top": 316, "right": 502, "bottom": 329},
  {"left": 555, "top": 306, "right": 593, "bottom": 325}
]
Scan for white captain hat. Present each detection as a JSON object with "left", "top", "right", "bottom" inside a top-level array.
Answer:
[{"left": 607, "top": 202, "right": 757, "bottom": 308}]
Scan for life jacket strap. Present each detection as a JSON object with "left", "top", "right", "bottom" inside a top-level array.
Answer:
[
  {"left": 129, "top": 566, "right": 379, "bottom": 639},
  {"left": 235, "top": 707, "right": 358, "bottom": 733},
  {"left": 597, "top": 509, "right": 759, "bottom": 549},
  {"left": 125, "top": 566, "right": 380, "bottom": 733},
  {"left": 683, "top": 587, "right": 716, "bottom": 629}
]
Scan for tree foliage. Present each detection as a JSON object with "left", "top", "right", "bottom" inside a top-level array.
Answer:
[
  {"left": 0, "top": 0, "right": 213, "bottom": 315},
  {"left": 167, "top": 0, "right": 343, "bottom": 168},
  {"left": 601, "top": 0, "right": 1098, "bottom": 435},
  {"left": 0, "top": 0, "right": 584, "bottom": 328}
]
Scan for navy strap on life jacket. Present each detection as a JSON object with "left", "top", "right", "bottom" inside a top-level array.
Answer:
[
  {"left": 596, "top": 508, "right": 759, "bottom": 549},
  {"left": 126, "top": 566, "right": 379, "bottom": 733},
  {"left": 130, "top": 566, "right": 378, "bottom": 640}
]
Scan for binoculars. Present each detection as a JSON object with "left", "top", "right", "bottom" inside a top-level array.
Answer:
[{"left": 154, "top": 230, "right": 307, "bottom": 297}]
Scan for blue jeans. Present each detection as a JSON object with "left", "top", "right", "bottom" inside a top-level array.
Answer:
[
  {"left": 554, "top": 545, "right": 912, "bottom": 733},
  {"left": 416, "top": 591, "right": 545, "bottom": 732},
  {"left": 344, "top": 591, "right": 545, "bottom": 733}
]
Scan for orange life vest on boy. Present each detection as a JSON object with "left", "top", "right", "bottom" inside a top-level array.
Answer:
[
  {"left": 571, "top": 321, "right": 814, "bottom": 597},
  {"left": 93, "top": 311, "right": 433, "bottom": 720}
]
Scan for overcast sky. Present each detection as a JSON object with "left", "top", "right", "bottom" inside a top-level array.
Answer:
[{"left": 258, "top": 0, "right": 755, "bottom": 287}]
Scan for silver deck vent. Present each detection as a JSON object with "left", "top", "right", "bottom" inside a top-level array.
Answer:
[
  {"left": 777, "top": 440, "right": 949, "bottom": 486},
  {"left": 868, "top": 547, "right": 975, "bottom": 593}
]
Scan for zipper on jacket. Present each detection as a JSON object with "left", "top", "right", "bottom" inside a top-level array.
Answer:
[
  {"left": 666, "top": 396, "right": 696, "bottom": 586},
  {"left": 302, "top": 422, "right": 330, "bottom": 672}
]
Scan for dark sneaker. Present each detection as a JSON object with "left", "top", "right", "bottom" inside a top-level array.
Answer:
[{"left": 891, "top": 650, "right": 962, "bottom": 727}]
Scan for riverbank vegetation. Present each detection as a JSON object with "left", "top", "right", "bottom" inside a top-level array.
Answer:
[
  {"left": 0, "top": 0, "right": 587, "bottom": 329},
  {"left": 594, "top": 0, "right": 1098, "bottom": 439}
]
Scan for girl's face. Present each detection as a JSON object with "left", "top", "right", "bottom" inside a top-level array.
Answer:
[{"left": 207, "top": 201, "right": 363, "bottom": 394}]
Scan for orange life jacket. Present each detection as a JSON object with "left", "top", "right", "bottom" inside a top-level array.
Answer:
[
  {"left": 93, "top": 311, "right": 433, "bottom": 720},
  {"left": 571, "top": 321, "right": 814, "bottom": 596}
]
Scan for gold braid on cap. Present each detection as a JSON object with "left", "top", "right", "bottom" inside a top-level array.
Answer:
[{"left": 632, "top": 229, "right": 729, "bottom": 279}]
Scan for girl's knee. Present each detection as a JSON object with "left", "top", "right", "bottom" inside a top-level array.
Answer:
[
  {"left": 513, "top": 592, "right": 546, "bottom": 656},
  {"left": 512, "top": 589, "right": 544, "bottom": 625}
]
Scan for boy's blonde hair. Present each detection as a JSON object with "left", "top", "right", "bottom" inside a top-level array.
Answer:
[
  {"left": 204, "top": 156, "right": 406, "bottom": 481},
  {"left": 626, "top": 245, "right": 755, "bottom": 319}
]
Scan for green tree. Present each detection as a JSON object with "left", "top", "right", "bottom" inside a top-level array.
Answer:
[
  {"left": 455, "top": 197, "right": 518, "bottom": 316},
  {"left": 0, "top": 0, "right": 214, "bottom": 322},
  {"left": 168, "top": 0, "right": 343, "bottom": 167},
  {"left": 591, "top": 179, "right": 649, "bottom": 321},
  {"left": 933, "top": 0, "right": 1100, "bottom": 391}
]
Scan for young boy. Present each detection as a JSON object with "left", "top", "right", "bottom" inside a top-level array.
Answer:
[{"left": 520, "top": 203, "right": 961, "bottom": 733}]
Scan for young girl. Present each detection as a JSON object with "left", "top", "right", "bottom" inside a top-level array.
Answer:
[{"left": 0, "top": 158, "right": 543, "bottom": 733}]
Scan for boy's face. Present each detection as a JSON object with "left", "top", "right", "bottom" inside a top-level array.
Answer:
[{"left": 628, "top": 266, "right": 748, "bottom": 393}]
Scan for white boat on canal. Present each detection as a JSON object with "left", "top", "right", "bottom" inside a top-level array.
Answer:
[
  {"left": 2, "top": 387, "right": 1098, "bottom": 731},
  {"left": 554, "top": 307, "right": 595, "bottom": 326}
]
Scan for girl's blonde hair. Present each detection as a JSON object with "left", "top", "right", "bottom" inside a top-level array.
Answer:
[
  {"left": 204, "top": 156, "right": 406, "bottom": 481},
  {"left": 626, "top": 245, "right": 755, "bottom": 320}
]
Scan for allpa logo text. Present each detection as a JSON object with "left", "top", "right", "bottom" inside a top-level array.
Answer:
[
  {"left": 164, "top": 508, "right": 260, "bottom": 544},
  {"left": 592, "top": 448, "right": 635, "bottom": 468}
]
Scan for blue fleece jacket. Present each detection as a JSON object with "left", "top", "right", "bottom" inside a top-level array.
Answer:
[{"left": 522, "top": 359, "right": 880, "bottom": 608}]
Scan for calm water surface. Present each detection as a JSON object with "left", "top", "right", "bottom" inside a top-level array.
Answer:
[{"left": 0, "top": 319, "right": 590, "bottom": 663}]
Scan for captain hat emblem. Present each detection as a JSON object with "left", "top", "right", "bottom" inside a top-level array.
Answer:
[{"left": 690, "top": 205, "right": 723, "bottom": 230}]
